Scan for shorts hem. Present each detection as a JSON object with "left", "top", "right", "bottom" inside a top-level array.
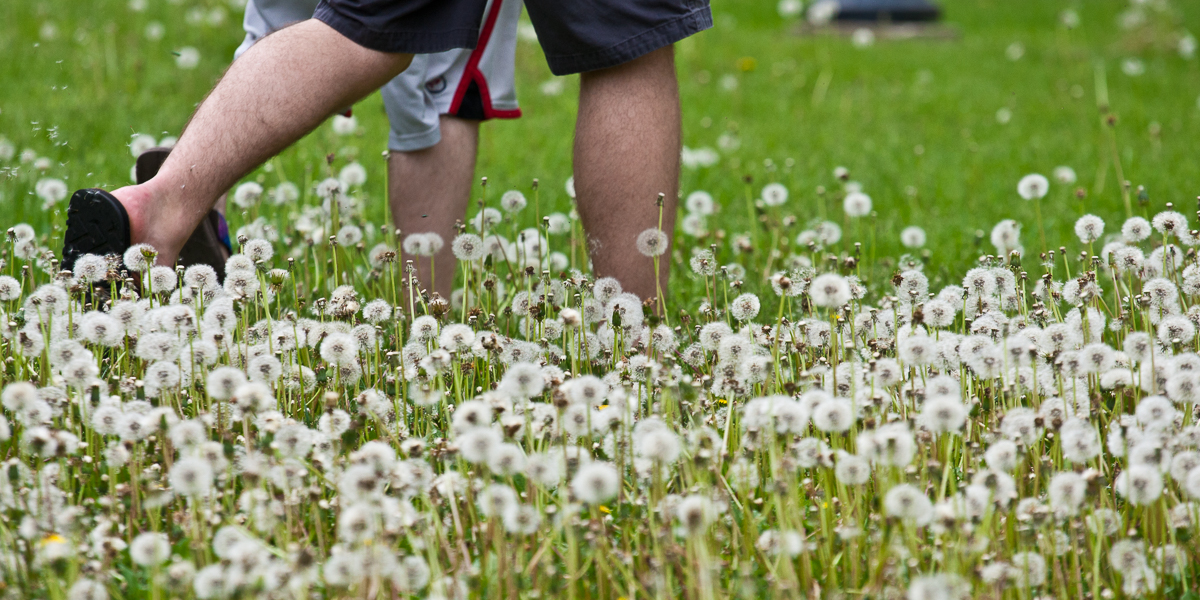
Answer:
[
  {"left": 543, "top": 5, "right": 713, "bottom": 75},
  {"left": 388, "top": 127, "right": 442, "bottom": 152},
  {"left": 314, "top": 4, "right": 480, "bottom": 54}
]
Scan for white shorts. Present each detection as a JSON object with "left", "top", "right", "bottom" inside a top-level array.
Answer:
[{"left": 236, "top": 0, "right": 521, "bottom": 151}]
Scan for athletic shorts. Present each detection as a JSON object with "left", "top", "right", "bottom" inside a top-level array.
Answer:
[
  {"left": 313, "top": 0, "right": 713, "bottom": 76},
  {"left": 237, "top": 0, "right": 520, "bottom": 151}
]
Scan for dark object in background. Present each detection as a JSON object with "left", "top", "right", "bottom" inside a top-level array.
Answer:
[{"left": 835, "top": 0, "right": 941, "bottom": 22}]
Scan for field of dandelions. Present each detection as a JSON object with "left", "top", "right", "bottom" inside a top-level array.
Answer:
[{"left": 4, "top": 0, "right": 1200, "bottom": 599}]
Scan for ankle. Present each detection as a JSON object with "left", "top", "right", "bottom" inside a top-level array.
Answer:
[
  {"left": 109, "top": 185, "right": 155, "bottom": 245},
  {"left": 110, "top": 184, "right": 185, "bottom": 265}
]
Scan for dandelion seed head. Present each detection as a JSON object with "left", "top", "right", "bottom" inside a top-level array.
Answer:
[
  {"left": 500, "top": 190, "right": 527, "bottom": 212},
  {"left": 1152, "top": 210, "right": 1187, "bottom": 236},
  {"left": 1052, "top": 165, "right": 1076, "bottom": 184},
  {"left": 1017, "top": 173, "right": 1049, "bottom": 200},
  {"left": 761, "top": 183, "right": 788, "bottom": 207},
  {"left": 123, "top": 243, "right": 157, "bottom": 272},
  {"left": 338, "top": 162, "right": 367, "bottom": 187},
  {"left": 635, "top": 228, "right": 669, "bottom": 257},
  {"left": 1120, "top": 216, "right": 1151, "bottom": 242},
  {"left": 686, "top": 190, "right": 715, "bottom": 216},
  {"left": 175, "top": 46, "right": 200, "bottom": 69},
  {"left": 456, "top": 426, "right": 501, "bottom": 464},
  {"left": 451, "top": 233, "right": 485, "bottom": 261},
  {"left": 170, "top": 457, "right": 213, "bottom": 497},
  {"left": 812, "top": 397, "right": 854, "bottom": 432},
  {"left": 1010, "top": 552, "right": 1047, "bottom": 587},
  {"left": 729, "top": 293, "right": 761, "bottom": 321},
  {"left": 1115, "top": 464, "right": 1164, "bottom": 505},
  {"left": 1074, "top": 214, "right": 1105, "bottom": 244},
  {"left": 883, "top": 483, "right": 933, "bottom": 525},
  {"left": 843, "top": 191, "right": 871, "bottom": 217},
  {"left": 571, "top": 461, "right": 619, "bottom": 504},
  {"left": 130, "top": 532, "right": 171, "bottom": 566},
  {"left": 900, "top": 226, "right": 926, "bottom": 248},
  {"left": 809, "top": 273, "right": 851, "bottom": 308},
  {"left": 232, "top": 182, "right": 263, "bottom": 208}
]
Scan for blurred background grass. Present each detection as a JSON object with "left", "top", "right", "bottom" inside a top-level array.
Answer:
[{"left": 1, "top": 0, "right": 1198, "bottom": 294}]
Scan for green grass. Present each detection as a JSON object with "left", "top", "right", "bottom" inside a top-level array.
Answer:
[{"left": 1, "top": 0, "right": 1198, "bottom": 291}]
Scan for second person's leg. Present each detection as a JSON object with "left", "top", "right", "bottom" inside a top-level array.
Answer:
[
  {"left": 388, "top": 116, "right": 480, "bottom": 299},
  {"left": 522, "top": 0, "right": 709, "bottom": 301},
  {"left": 574, "top": 46, "right": 681, "bottom": 301},
  {"left": 383, "top": 0, "right": 523, "bottom": 299}
]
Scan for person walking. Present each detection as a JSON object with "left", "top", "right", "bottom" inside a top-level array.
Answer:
[
  {"left": 134, "top": 0, "right": 523, "bottom": 296},
  {"left": 62, "top": 0, "right": 712, "bottom": 301}
]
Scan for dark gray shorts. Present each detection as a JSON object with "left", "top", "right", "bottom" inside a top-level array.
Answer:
[{"left": 314, "top": 0, "right": 712, "bottom": 75}]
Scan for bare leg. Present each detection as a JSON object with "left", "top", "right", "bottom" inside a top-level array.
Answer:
[
  {"left": 112, "top": 20, "right": 413, "bottom": 265},
  {"left": 574, "top": 46, "right": 681, "bottom": 301},
  {"left": 388, "top": 116, "right": 480, "bottom": 298}
]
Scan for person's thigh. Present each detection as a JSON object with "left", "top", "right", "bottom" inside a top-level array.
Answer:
[
  {"left": 236, "top": 0, "right": 322, "bottom": 59},
  {"left": 524, "top": 0, "right": 712, "bottom": 76}
]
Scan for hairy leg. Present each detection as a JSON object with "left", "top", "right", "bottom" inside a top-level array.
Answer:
[
  {"left": 388, "top": 116, "right": 480, "bottom": 299},
  {"left": 574, "top": 46, "right": 681, "bottom": 301},
  {"left": 113, "top": 20, "right": 412, "bottom": 265}
]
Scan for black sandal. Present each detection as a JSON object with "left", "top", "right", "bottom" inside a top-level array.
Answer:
[
  {"left": 136, "top": 147, "right": 232, "bottom": 281},
  {"left": 62, "top": 188, "right": 131, "bottom": 274}
]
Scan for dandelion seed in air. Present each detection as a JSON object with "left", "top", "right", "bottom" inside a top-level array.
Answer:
[{"left": 175, "top": 47, "right": 200, "bottom": 70}]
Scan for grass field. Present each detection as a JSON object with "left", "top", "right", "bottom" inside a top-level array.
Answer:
[{"left": 3, "top": 0, "right": 1198, "bottom": 289}]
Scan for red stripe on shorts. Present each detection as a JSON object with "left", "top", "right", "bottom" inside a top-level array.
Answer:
[{"left": 449, "top": 0, "right": 522, "bottom": 119}]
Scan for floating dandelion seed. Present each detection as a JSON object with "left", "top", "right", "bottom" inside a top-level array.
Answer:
[{"left": 175, "top": 47, "right": 200, "bottom": 69}]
